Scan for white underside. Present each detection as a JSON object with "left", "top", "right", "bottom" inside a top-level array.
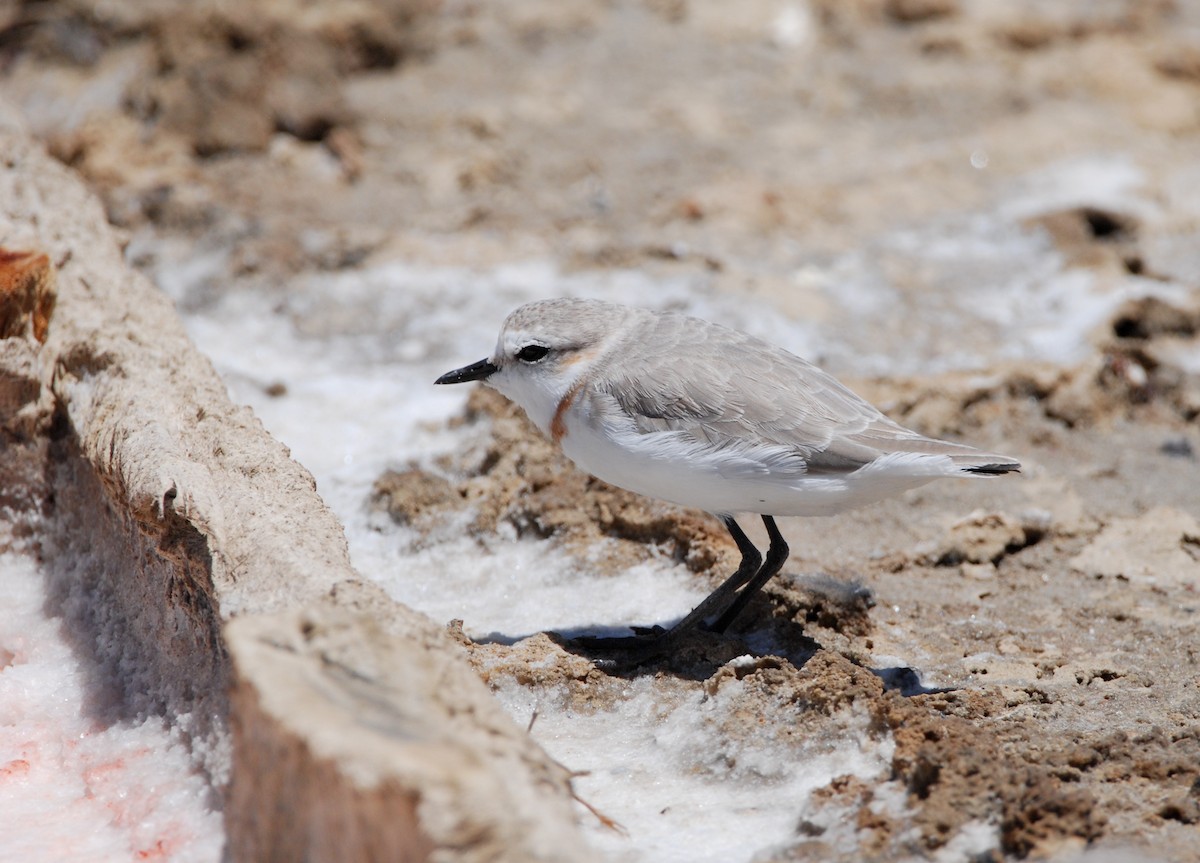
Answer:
[{"left": 559, "top": 411, "right": 959, "bottom": 517}]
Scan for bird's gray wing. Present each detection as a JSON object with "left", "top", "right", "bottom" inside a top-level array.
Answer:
[{"left": 588, "top": 313, "right": 921, "bottom": 478}]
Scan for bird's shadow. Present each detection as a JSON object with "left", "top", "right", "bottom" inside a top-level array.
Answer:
[
  {"left": 473, "top": 620, "right": 777, "bottom": 682},
  {"left": 472, "top": 608, "right": 952, "bottom": 693},
  {"left": 869, "top": 665, "right": 955, "bottom": 696}
]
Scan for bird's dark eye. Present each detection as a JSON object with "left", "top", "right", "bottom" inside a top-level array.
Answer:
[{"left": 516, "top": 344, "right": 549, "bottom": 363}]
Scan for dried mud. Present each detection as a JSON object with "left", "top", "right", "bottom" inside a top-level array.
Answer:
[{"left": 4, "top": 0, "right": 1200, "bottom": 859}]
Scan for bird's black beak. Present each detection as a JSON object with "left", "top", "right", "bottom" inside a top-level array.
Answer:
[{"left": 434, "top": 358, "right": 499, "bottom": 385}]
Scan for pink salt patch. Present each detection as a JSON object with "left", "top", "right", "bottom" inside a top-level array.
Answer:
[{"left": 0, "top": 551, "right": 222, "bottom": 862}]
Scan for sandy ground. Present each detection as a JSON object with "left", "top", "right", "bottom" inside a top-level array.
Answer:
[{"left": 4, "top": 0, "right": 1200, "bottom": 859}]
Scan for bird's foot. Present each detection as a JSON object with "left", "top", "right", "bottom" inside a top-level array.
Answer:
[
  {"left": 572, "top": 623, "right": 667, "bottom": 647},
  {"left": 570, "top": 625, "right": 677, "bottom": 661},
  {"left": 572, "top": 630, "right": 661, "bottom": 650}
]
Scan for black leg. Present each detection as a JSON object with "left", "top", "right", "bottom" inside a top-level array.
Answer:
[
  {"left": 655, "top": 516, "right": 762, "bottom": 635},
  {"left": 709, "top": 515, "right": 788, "bottom": 634},
  {"left": 573, "top": 516, "right": 768, "bottom": 656}
]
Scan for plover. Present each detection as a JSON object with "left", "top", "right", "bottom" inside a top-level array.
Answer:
[{"left": 436, "top": 298, "right": 1019, "bottom": 654}]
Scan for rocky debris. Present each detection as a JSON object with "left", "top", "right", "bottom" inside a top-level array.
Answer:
[
  {"left": 0, "top": 248, "right": 54, "bottom": 429},
  {"left": 0, "top": 0, "right": 439, "bottom": 260},
  {"left": 0, "top": 334, "right": 42, "bottom": 430},
  {"left": 770, "top": 573, "right": 877, "bottom": 638},
  {"left": 469, "top": 631, "right": 605, "bottom": 692},
  {"left": 0, "top": 248, "right": 56, "bottom": 343},
  {"left": 1, "top": 0, "right": 439, "bottom": 154},
  {"left": 1110, "top": 295, "right": 1200, "bottom": 341},
  {"left": 882, "top": 0, "right": 960, "bottom": 25},
  {"left": 706, "top": 650, "right": 887, "bottom": 717},
  {"left": 370, "top": 466, "right": 465, "bottom": 526},
  {"left": 1025, "top": 206, "right": 1144, "bottom": 275},
  {"left": 883, "top": 693, "right": 1104, "bottom": 858},
  {"left": 1069, "top": 506, "right": 1200, "bottom": 585},
  {"left": 855, "top": 292, "right": 1200, "bottom": 439},
  {"left": 0, "top": 247, "right": 57, "bottom": 545},
  {"left": 761, "top": 667, "right": 1194, "bottom": 862},
  {"left": 226, "top": 602, "right": 591, "bottom": 863},
  {"left": 933, "top": 509, "right": 1043, "bottom": 567}
]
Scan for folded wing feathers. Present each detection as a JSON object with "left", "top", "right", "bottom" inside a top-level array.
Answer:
[{"left": 598, "top": 313, "right": 1021, "bottom": 476}]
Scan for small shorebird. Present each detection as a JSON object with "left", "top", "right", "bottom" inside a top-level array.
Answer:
[{"left": 436, "top": 298, "right": 1019, "bottom": 654}]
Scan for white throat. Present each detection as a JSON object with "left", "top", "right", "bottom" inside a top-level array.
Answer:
[{"left": 488, "top": 356, "right": 593, "bottom": 437}]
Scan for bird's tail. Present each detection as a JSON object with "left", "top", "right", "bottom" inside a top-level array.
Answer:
[
  {"left": 952, "top": 454, "right": 1021, "bottom": 475},
  {"left": 885, "top": 436, "right": 1021, "bottom": 476}
]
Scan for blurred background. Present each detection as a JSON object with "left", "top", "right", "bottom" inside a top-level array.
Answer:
[{"left": 3, "top": 0, "right": 1198, "bottom": 372}]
